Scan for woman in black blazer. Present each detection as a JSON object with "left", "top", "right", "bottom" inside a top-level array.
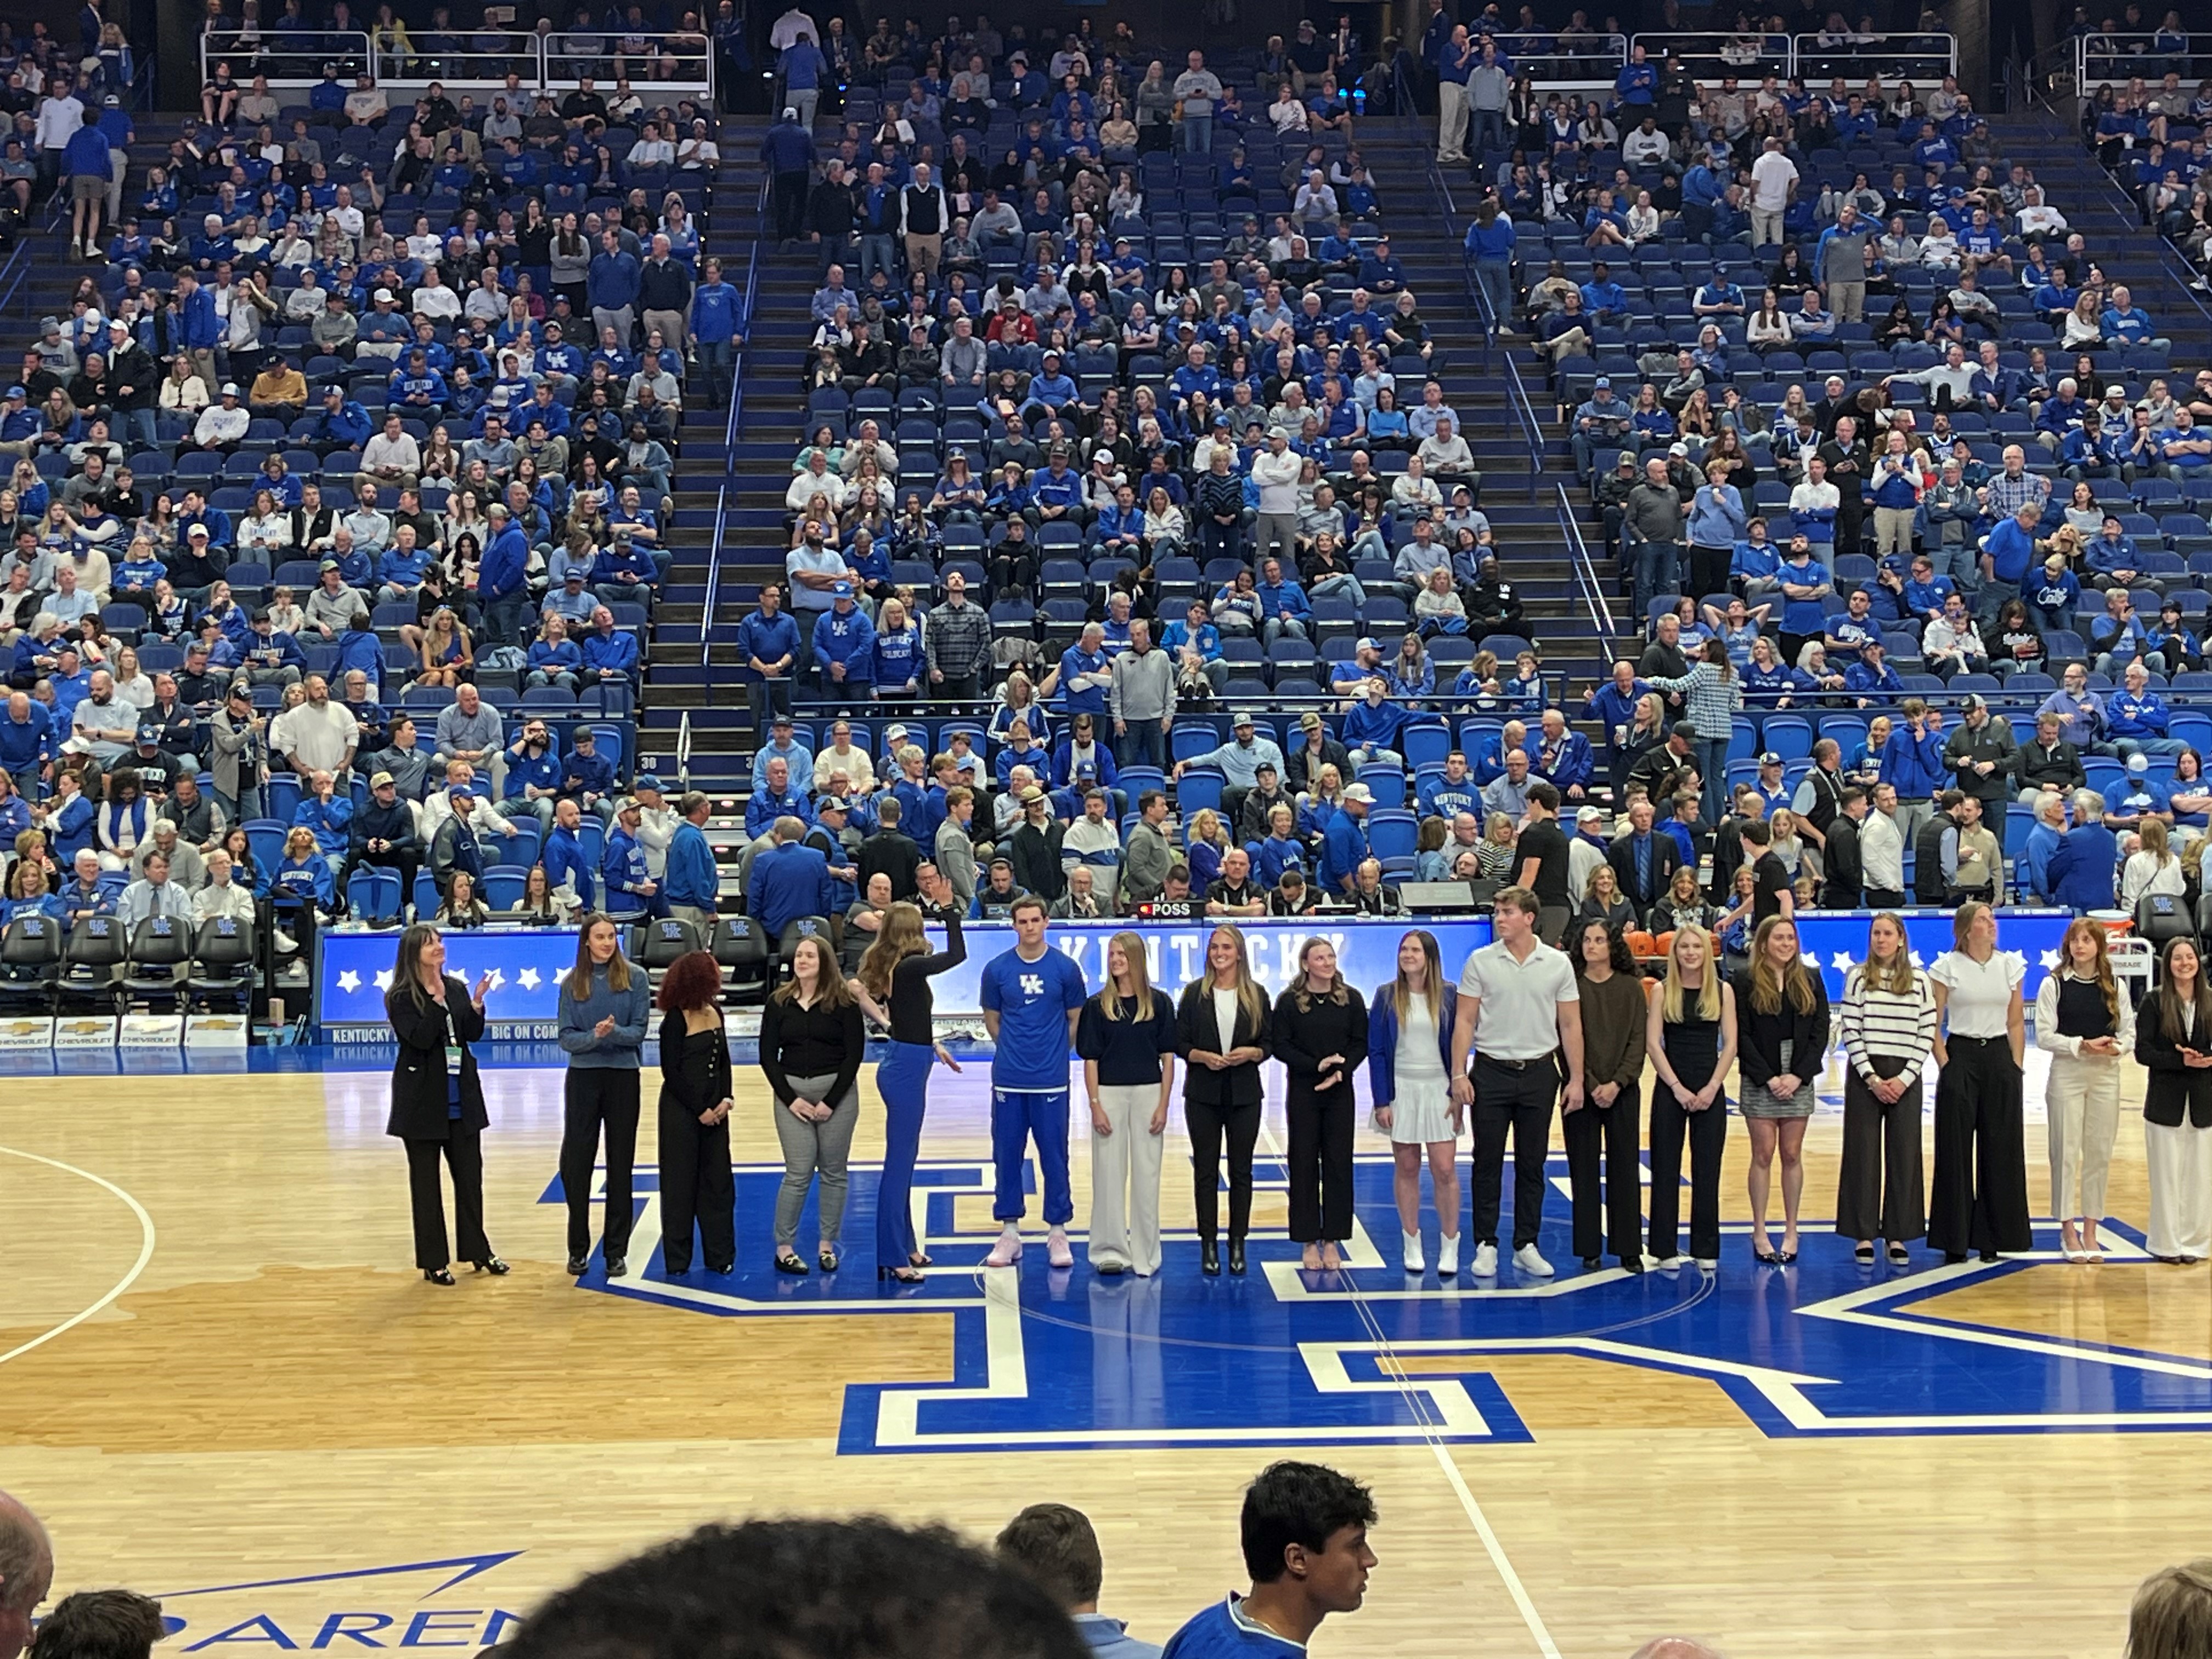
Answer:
[
  {"left": 2135, "top": 936, "right": 2212, "bottom": 1263},
  {"left": 385, "top": 923, "right": 507, "bottom": 1285},
  {"left": 1174, "top": 924, "right": 1272, "bottom": 1277}
]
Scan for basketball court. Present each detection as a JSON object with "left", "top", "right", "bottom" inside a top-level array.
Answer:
[{"left": 3, "top": 1042, "right": 2207, "bottom": 1657}]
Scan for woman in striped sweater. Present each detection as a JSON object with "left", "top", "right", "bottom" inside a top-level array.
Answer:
[{"left": 1836, "top": 912, "right": 1938, "bottom": 1265}]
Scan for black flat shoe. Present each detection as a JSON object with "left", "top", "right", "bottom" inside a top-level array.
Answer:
[
  {"left": 776, "top": 1251, "right": 810, "bottom": 1274},
  {"left": 1201, "top": 1238, "right": 1221, "bottom": 1276},
  {"left": 664, "top": 1262, "right": 692, "bottom": 1276},
  {"left": 1228, "top": 1238, "right": 1246, "bottom": 1275},
  {"left": 1581, "top": 1255, "right": 1602, "bottom": 1271},
  {"left": 819, "top": 1248, "right": 840, "bottom": 1272},
  {"left": 1618, "top": 1255, "right": 1645, "bottom": 1273},
  {"left": 709, "top": 1261, "right": 735, "bottom": 1275},
  {"left": 1979, "top": 1249, "right": 2000, "bottom": 1263},
  {"left": 566, "top": 1254, "right": 588, "bottom": 1276},
  {"left": 423, "top": 1267, "right": 454, "bottom": 1285},
  {"left": 606, "top": 1256, "right": 628, "bottom": 1278},
  {"left": 1854, "top": 1243, "right": 1876, "bottom": 1265},
  {"left": 1944, "top": 1251, "right": 1968, "bottom": 1264},
  {"left": 472, "top": 1256, "right": 509, "bottom": 1276}
]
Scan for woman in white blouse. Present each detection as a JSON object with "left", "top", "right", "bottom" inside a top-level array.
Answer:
[
  {"left": 238, "top": 488, "right": 295, "bottom": 557},
  {"left": 1927, "top": 901, "right": 2032, "bottom": 1263},
  {"left": 2034, "top": 918, "right": 2135, "bottom": 1262},
  {"left": 1747, "top": 290, "right": 1792, "bottom": 351},
  {"left": 108, "top": 646, "right": 156, "bottom": 710},
  {"left": 2121, "top": 817, "right": 2187, "bottom": 909},
  {"left": 1837, "top": 913, "right": 1937, "bottom": 1265}
]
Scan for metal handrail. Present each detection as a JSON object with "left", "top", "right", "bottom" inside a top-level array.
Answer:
[
  {"left": 2036, "top": 101, "right": 2212, "bottom": 328},
  {"left": 1498, "top": 352, "right": 1544, "bottom": 503},
  {"left": 198, "top": 26, "right": 713, "bottom": 95},
  {"left": 1427, "top": 157, "right": 1542, "bottom": 500},
  {"left": 2075, "top": 31, "right": 2202, "bottom": 89},
  {"left": 698, "top": 173, "right": 770, "bottom": 669},
  {"left": 1555, "top": 482, "right": 1618, "bottom": 656}
]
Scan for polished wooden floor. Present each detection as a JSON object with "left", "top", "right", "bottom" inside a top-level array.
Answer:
[{"left": 1, "top": 1047, "right": 2206, "bottom": 1658}]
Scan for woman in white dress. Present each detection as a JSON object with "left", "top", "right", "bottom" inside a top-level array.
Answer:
[
  {"left": 2034, "top": 917, "right": 2135, "bottom": 1263},
  {"left": 1928, "top": 901, "right": 2031, "bottom": 1263},
  {"left": 1368, "top": 930, "right": 1460, "bottom": 1276},
  {"left": 2135, "top": 936, "right": 2212, "bottom": 1263}
]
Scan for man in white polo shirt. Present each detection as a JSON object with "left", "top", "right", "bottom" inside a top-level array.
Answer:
[{"left": 1449, "top": 885, "right": 1584, "bottom": 1278}]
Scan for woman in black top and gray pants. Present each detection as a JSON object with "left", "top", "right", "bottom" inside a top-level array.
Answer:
[
  {"left": 1273, "top": 936, "right": 1370, "bottom": 1272},
  {"left": 759, "top": 933, "right": 867, "bottom": 1274}
]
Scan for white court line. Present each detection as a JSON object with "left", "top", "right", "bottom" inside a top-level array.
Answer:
[
  {"left": 0, "top": 1144, "right": 157, "bottom": 1366},
  {"left": 1250, "top": 1117, "right": 1563, "bottom": 1659}
]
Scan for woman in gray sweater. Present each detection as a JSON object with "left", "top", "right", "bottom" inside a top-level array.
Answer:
[{"left": 556, "top": 913, "right": 653, "bottom": 1278}]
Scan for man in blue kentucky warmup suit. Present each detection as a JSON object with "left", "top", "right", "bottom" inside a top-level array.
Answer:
[{"left": 978, "top": 896, "right": 1088, "bottom": 1271}]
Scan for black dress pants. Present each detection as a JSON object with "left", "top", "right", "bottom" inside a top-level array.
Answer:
[
  {"left": 1286, "top": 1082, "right": 1355, "bottom": 1244},
  {"left": 1836, "top": 1060, "right": 1926, "bottom": 1243},
  {"left": 1470, "top": 1056, "right": 1558, "bottom": 1249},
  {"left": 1646, "top": 1091, "right": 1728, "bottom": 1260},
  {"left": 1565, "top": 1082, "right": 1644, "bottom": 1261},
  {"left": 561, "top": 1068, "right": 642, "bottom": 1259},
  {"left": 1187, "top": 1096, "right": 1261, "bottom": 1240},
  {"left": 404, "top": 1128, "right": 488, "bottom": 1271},
  {"left": 657, "top": 1097, "right": 736, "bottom": 1273},
  {"left": 1928, "top": 1035, "right": 2032, "bottom": 1255}
]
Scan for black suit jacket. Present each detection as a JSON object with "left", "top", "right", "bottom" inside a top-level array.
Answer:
[
  {"left": 1606, "top": 830, "right": 1684, "bottom": 913},
  {"left": 385, "top": 977, "right": 488, "bottom": 1139},
  {"left": 1824, "top": 815, "right": 1864, "bottom": 906},
  {"left": 1175, "top": 981, "right": 1272, "bottom": 1109},
  {"left": 2136, "top": 1007, "right": 2212, "bottom": 1128}
]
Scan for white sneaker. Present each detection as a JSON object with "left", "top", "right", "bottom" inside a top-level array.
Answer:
[
  {"left": 1436, "top": 1234, "right": 1460, "bottom": 1276},
  {"left": 273, "top": 929, "right": 298, "bottom": 953},
  {"left": 983, "top": 1227, "right": 1022, "bottom": 1267},
  {"left": 1656, "top": 1252, "right": 1690, "bottom": 1270},
  {"left": 1046, "top": 1226, "right": 1073, "bottom": 1268},
  {"left": 1471, "top": 1242, "right": 1498, "bottom": 1277},
  {"left": 1514, "top": 1243, "right": 1555, "bottom": 1278},
  {"left": 1694, "top": 1256, "right": 1719, "bottom": 1271},
  {"left": 1402, "top": 1231, "right": 1425, "bottom": 1273}
]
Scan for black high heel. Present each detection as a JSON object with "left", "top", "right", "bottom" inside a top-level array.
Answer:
[
  {"left": 878, "top": 1264, "right": 924, "bottom": 1283},
  {"left": 1201, "top": 1237, "right": 1221, "bottom": 1276},
  {"left": 472, "top": 1256, "right": 509, "bottom": 1276},
  {"left": 1228, "top": 1238, "right": 1246, "bottom": 1275},
  {"left": 423, "top": 1267, "right": 455, "bottom": 1285}
]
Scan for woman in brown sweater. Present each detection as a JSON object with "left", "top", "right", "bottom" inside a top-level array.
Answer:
[{"left": 1569, "top": 918, "right": 1650, "bottom": 1273}]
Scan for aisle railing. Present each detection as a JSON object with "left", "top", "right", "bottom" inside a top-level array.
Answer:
[
  {"left": 1556, "top": 482, "right": 1619, "bottom": 658},
  {"left": 698, "top": 174, "right": 769, "bottom": 669}
]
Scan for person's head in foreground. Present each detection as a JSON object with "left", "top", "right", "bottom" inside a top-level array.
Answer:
[
  {"left": 0, "top": 1492, "right": 53, "bottom": 1659},
  {"left": 27, "top": 1590, "right": 166, "bottom": 1659},
  {"left": 495, "top": 1517, "right": 1090, "bottom": 1659},
  {"left": 1215, "top": 1460, "right": 1378, "bottom": 1649},
  {"left": 2128, "top": 1559, "right": 2212, "bottom": 1659}
]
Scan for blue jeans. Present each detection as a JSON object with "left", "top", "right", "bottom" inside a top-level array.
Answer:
[
  {"left": 874, "top": 1040, "right": 933, "bottom": 1271},
  {"left": 1633, "top": 540, "right": 1680, "bottom": 628},
  {"left": 1469, "top": 105, "right": 1508, "bottom": 157},
  {"left": 485, "top": 589, "right": 532, "bottom": 646},
  {"left": 1694, "top": 735, "right": 1730, "bottom": 829},
  {"left": 991, "top": 1085, "right": 1074, "bottom": 1225},
  {"left": 1472, "top": 255, "right": 1514, "bottom": 330},
  {"left": 1116, "top": 721, "right": 1167, "bottom": 770},
  {"left": 695, "top": 337, "right": 733, "bottom": 404},
  {"left": 859, "top": 230, "right": 897, "bottom": 286},
  {"left": 1311, "top": 572, "right": 1368, "bottom": 606},
  {"left": 1181, "top": 112, "right": 1213, "bottom": 153}
]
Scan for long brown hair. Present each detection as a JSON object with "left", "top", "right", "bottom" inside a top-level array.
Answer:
[
  {"left": 563, "top": 913, "right": 634, "bottom": 998},
  {"left": 2056, "top": 916, "right": 2120, "bottom": 1029},
  {"left": 1390, "top": 929, "right": 1444, "bottom": 1029},
  {"left": 1096, "top": 929, "right": 1161, "bottom": 1022},
  {"left": 2155, "top": 936, "right": 2212, "bottom": 1047},
  {"left": 391, "top": 923, "right": 444, "bottom": 1011},
  {"left": 1748, "top": 916, "right": 1817, "bottom": 1014},
  {"left": 1197, "top": 924, "right": 1266, "bottom": 1028},
  {"left": 1289, "top": 935, "right": 1349, "bottom": 1011},
  {"left": 1860, "top": 911, "right": 1918, "bottom": 997},
  {"left": 858, "top": 902, "right": 928, "bottom": 1000},
  {"left": 774, "top": 933, "right": 854, "bottom": 1008}
]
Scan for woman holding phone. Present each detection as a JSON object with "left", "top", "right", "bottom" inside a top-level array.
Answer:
[
  {"left": 385, "top": 924, "right": 507, "bottom": 1285},
  {"left": 654, "top": 949, "right": 737, "bottom": 1276},
  {"left": 1175, "top": 925, "right": 1272, "bottom": 1276},
  {"left": 555, "top": 915, "right": 653, "bottom": 1279},
  {"left": 850, "top": 865, "right": 966, "bottom": 1282}
]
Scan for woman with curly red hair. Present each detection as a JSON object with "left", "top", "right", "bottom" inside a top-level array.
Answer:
[{"left": 654, "top": 950, "right": 736, "bottom": 1276}]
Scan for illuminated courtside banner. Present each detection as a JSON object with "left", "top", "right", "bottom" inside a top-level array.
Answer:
[{"left": 311, "top": 911, "right": 2078, "bottom": 1038}]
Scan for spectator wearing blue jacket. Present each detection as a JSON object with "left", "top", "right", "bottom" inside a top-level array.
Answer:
[
  {"left": 1318, "top": 787, "right": 1373, "bottom": 896},
  {"left": 495, "top": 719, "right": 565, "bottom": 832},
  {"left": 575, "top": 611, "right": 639, "bottom": 689},
  {"left": 2044, "top": 793, "right": 2120, "bottom": 913},
  {"left": 1978, "top": 502, "right": 2044, "bottom": 623},
  {"left": 737, "top": 585, "right": 800, "bottom": 732},
  {"left": 747, "top": 757, "right": 814, "bottom": 838},
  {"left": 749, "top": 817, "right": 834, "bottom": 943},
  {"left": 559, "top": 729, "right": 618, "bottom": 826},
  {"left": 2091, "top": 590, "right": 2160, "bottom": 677},
  {"left": 2017, "top": 794, "right": 2068, "bottom": 902},
  {"left": 1878, "top": 704, "right": 1950, "bottom": 844},
  {"left": 661, "top": 792, "right": 721, "bottom": 930},
  {"left": 314, "top": 387, "right": 373, "bottom": 451},
  {"left": 587, "top": 228, "right": 644, "bottom": 349},
  {"left": 1255, "top": 558, "right": 1312, "bottom": 645},
  {"left": 0, "top": 693, "right": 49, "bottom": 794},
  {"left": 811, "top": 586, "right": 877, "bottom": 697},
  {"left": 478, "top": 504, "right": 532, "bottom": 644},
  {"left": 61, "top": 108, "right": 112, "bottom": 258},
  {"left": 541, "top": 800, "right": 597, "bottom": 910},
  {"left": 603, "top": 798, "right": 669, "bottom": 918},
  {"left": 2107, "top": 662, "right": 2188, "bottom": 756}
]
